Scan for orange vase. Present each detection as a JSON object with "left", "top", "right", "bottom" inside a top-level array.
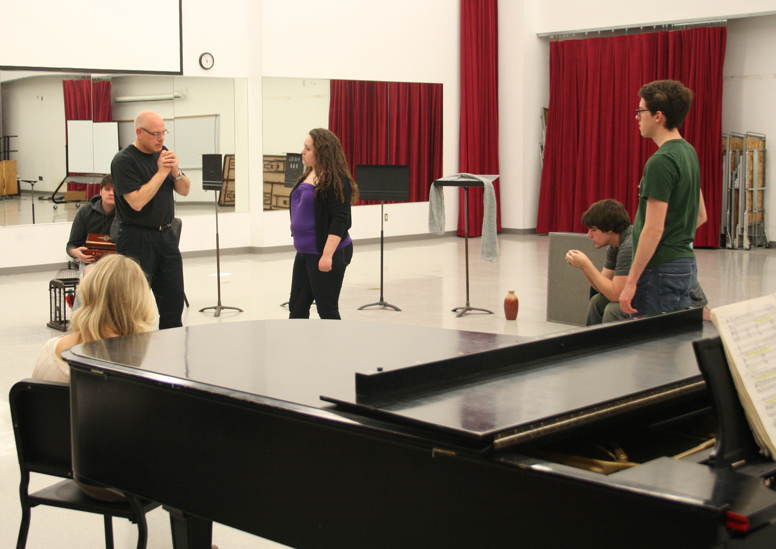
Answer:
[{"left": 504, "top": 290, "right": 519, "bottom": 320}]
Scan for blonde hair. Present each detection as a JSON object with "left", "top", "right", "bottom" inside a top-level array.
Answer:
[{"left": 71, "top": 254, "right": 155, "bottom": 342}]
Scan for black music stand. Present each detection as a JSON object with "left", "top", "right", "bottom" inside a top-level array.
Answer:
[
  {"left": 692, "top": 337, "right": 766, "bottom": 470},
  {"left": 280, "top": 153, "right": 305, "bottom": 309},
  {"left": 432, "top": 174, "right": 498, "bottom": 317},
  {"left": 356, "top": 165, "right": 410, "bottom": 312},
  {"left": 284, "top": 153, "right": 304, "bottom": 187},
  {"left": 199, "top": 154, "right": 243, "bottom": 318},
  {"left": 19, "top": 178, "right": 39, "bottom": 224}
]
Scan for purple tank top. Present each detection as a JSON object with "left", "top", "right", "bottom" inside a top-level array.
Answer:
[
  {"left": 290, "top": 183, "right": 318, "bottom": 253},
  {"left": 290, "top": 182, "right": 353, "bottom": 254}
]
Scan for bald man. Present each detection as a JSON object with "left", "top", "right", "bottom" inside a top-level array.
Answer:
[{"left": 111, "top": 110, "right": 190, "bottom": 329}]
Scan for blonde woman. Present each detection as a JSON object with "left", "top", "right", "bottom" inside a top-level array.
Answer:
[
  {"left": 31, "top": 254, "right": 154, "bottom": 502},
  {"left": 33, "top": 254, "right": 155, "bottom": 383}
]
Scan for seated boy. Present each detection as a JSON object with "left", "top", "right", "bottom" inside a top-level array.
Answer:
[
  {"left": 65, "top": 174, "right": 116, "bottom": 267},
  {"left": 566, "top": 199, "right": 632, "bottom": 325},
  {"left": 566, "top": 199, "right": 709, "bottom": 325}
]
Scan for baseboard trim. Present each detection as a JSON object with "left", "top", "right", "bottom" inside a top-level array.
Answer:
[
  {"left": 0, "top": 231, "right": 545, "bottom": 275},
  {"left": 180, "top": 246, "right": 256, "bottom": 260},
  {"left": 500, "top": 228, "right": 538, "bottom": 235},
  {"left": 0, "top": 262, "right": 79, "bottom": 276}
]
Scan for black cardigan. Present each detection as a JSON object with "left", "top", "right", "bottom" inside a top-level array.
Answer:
[{"left": 290, "top": 173, "right": 353, "bottom": 253}]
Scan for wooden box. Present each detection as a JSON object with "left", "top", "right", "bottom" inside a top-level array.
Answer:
[
  {"left": 84, "top": 233, "right": 117, "bottom": 260},
  {"left": 219, "top": 154, "right": 236, "bottom": 207},
  {"left": 264, "top": 155, "right": 287, "bottom": 185},
  {"left": 0, "top": 160, "right": 18, "bottom": 196},
  {"left": 64, "top": 191, "right": 87, "bottom": 202},
  {"left": 263, "top": 155, "right": 286, "bottom": 173}
]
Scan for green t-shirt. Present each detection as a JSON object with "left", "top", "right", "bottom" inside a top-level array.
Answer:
[{"left": 632, "top": 139, "right": 700, "bottom": 267}]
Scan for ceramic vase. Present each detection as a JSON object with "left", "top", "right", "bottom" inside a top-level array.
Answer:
[{"left": 504, "top": 290, "right": 519, "bottom": 320}]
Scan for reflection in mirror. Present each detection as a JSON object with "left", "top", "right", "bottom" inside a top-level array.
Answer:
[
  {"left": 172, "top": 76, "right": 244, "bottom": 215},
  {"left": 0, "top": 72, "right": 248, "bottom": 227},
  {"left": 262, "top": 77, "right": 442, "bottom": 212},
  {"left": 1, "top": 71, "right": 79, "bottom": 226}
]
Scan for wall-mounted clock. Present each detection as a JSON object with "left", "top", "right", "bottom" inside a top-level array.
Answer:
[{"left": 199, "top": 52, "right": 214, "bottom": 70}]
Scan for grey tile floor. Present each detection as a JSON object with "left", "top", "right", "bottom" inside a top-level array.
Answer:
[{"left": 1, "top": 233, "right": 775, "bottom": 548}]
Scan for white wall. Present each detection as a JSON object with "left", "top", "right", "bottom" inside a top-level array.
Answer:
[
  {"left": 181, "top": 0, "right": 249, "bottom": 78},
  {"left": 110, "top": 76, "right": 176, "bottom": 121},
  {"left": 500, "top": 0, "right": 550, "bottom": 230},
  {"left": 723, "top": 14, "right": 776, "bottom": 241},
  {"left": 262, "top": 78, "right": 330, "bottom": 156}
]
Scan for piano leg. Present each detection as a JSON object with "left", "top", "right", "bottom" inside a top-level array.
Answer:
[{"left": 166, "top": 506, "right": 213, "bottom": 549}]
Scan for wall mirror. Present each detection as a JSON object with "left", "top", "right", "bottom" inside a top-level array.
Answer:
[
  {"left": 0, "top": 72, "right": 248, "bottom": 228},
  {"left": 262, "top": 77, "right": 443, "bottom": 212}
]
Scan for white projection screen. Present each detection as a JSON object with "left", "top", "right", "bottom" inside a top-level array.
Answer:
[{"left": 0, "top": 1, "right": 181, "bottom": 74}]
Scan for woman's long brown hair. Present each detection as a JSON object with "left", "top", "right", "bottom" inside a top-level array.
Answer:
[{"left": 301, "top": 128, "right": 359, "bottom": 204}]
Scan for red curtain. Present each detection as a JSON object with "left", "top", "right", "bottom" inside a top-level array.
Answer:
[
  {"left": 536, "top": 27, "right": 726, "bottom": 248},
  {"left": 329, "top": 79, "right": 443, "bottom": 205},
  {"left": 459, "top": 0, "right": 501, "bottom": 237},
  {"left": 92, "top": 80, "right": 113, "bottom": 122},
  {"left": 330, "top": 79, "right": 390, "bottom": 202},
  {"left": 388, "top": 82, "right": 443, "bottom": 202},
  {"left": 63, "top": 79, "right": 113, "bottom": 197},
  {"left": 86, "top": 80, "right": 114, "bottom": 197},
  {"left": 63, "top": 80, "right": 92, "bottom": 121}
]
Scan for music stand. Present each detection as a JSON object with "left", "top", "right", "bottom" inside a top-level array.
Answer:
[
  {"left": 199, "top": 154, "right": 243, "bottom": 318},
  {"left": 19, "top": 178, "right": 39, "bottom": 224},
  {"left": 355, "top": 165, "right": 410, "bottom": 312},
  {"left": 432, "top": 174, "right": 498, "bottom": 317},
  {"left": 280, "top": 153, "right": 304, "bottom": 309},
  {"left": 284, "top": 153, "right": 304, "bottom": 187}
]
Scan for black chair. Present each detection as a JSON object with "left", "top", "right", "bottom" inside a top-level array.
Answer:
[
  {"left": 9, "top": 379, "right": 161, "bottom": 549},
  {"left": 170, "top": 217, "right": 190, "bottom": 308}
]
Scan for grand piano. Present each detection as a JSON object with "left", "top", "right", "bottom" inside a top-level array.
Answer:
[{"left": 64, "top": 309, "right": 776, "bottom": 549}]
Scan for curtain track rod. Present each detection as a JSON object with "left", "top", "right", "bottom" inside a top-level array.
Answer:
[{"left": 539, "top": 18, "right": 728, "bottom": 40}]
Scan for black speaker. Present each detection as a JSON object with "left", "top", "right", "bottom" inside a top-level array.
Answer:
[
  {"left": 355, "top": 165, "right": 410, "bottom": 201},
  {"left": 284, "top": 153, "right": 304, "bottom": 187},
  {"left": 202, "top": 154, "right": 223, "bottom": 191}
]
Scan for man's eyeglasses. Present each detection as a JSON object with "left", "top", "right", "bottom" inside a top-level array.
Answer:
[
  {"left": 635, "top": 108, "right": 651, "bottom": 118},
  {"left": 141, "top": 127, "right": 169, "bottom": 139}
]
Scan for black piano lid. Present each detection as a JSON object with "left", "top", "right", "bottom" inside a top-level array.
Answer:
[
  {"left": 322, "top": 308, "right": 715, "bottom": 446},
  {"left": 65, "top": 309, "right": 713, "bottom": 451},
  {"left": 322, "top": 309, "right": 716, "bottom": 449},
  {"left": 64, "top": 319, "right": 523, "bottom": 412}
]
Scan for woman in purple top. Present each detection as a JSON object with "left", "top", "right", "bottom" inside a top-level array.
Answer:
[{"left": 288, "top": 128, "right": 359, "bottom": 319}]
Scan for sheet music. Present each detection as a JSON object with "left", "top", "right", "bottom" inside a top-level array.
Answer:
[{"left": 712, "top": 294, "right": 776, "bottom": 458}]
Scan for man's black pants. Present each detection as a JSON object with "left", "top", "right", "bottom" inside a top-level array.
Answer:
[{"left": 116, "top": 223, "right": 184, "bottom": 329}]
